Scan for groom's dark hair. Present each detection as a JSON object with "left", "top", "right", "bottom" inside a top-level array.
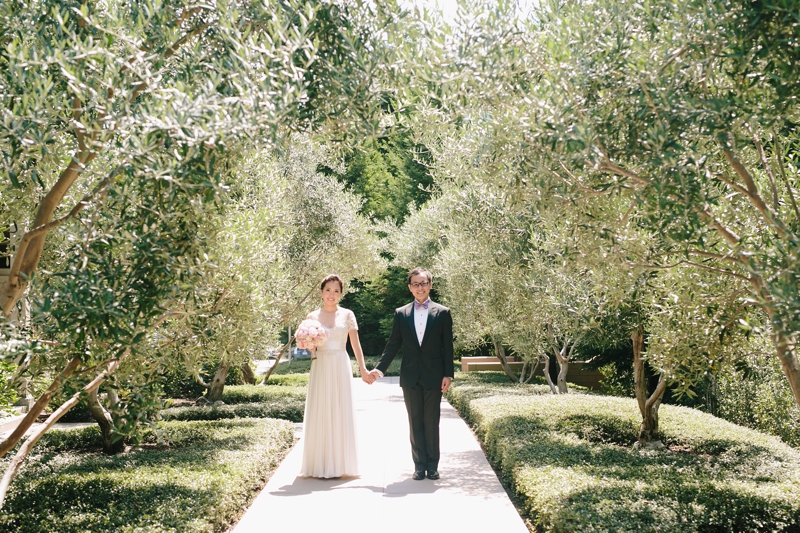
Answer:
[{"left": 407, "top": 267, "right": 432, "bottom": 284}]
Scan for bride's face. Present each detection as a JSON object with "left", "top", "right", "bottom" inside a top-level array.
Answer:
[{"left": 321, "top": 282, "right": 342, "bottom": 305}]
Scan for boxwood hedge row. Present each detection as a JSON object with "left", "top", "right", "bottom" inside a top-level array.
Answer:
[
  {"left": 160, "top": 400, "right": 304, "bottom": 423},
  {"left": 446, "top": 372, "right": 800, "bottom": 532},
  {"left": 0, "top": 418, "right": 295, "bottom": 533},
  {"left": 220, "top": 383, "right": 306, "bottom": 404}
]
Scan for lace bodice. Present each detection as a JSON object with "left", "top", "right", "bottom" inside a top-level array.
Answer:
[{"left": 308, "top": 308, "right": 358, "bottom": 352}]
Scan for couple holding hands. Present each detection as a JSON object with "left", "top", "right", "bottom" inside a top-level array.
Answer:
[{"left": 299, "top": 267, "right": 454, "bottom": 481}]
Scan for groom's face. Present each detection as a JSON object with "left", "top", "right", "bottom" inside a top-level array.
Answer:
[{"left": 408, "top": 274, "right": 432, "bottom": 303}]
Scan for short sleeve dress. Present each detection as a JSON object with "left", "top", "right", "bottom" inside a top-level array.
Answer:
[{"left": 299, "top": 307, "right": 360, "bottom": 478}]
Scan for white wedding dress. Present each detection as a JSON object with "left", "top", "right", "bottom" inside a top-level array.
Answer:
[{"left": 299, "top": 308, "right": 360, "bottom": 478}]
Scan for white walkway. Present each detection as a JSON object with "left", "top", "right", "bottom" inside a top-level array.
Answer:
[{"left": 229, "top": 376, "right": 529, "bottom": 533}]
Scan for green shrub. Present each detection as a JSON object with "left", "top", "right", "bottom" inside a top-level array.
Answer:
[
  {"left": 263, "top": 373, "right": 309, "bottom": 386},
  {"left": 159, "top": 365, "right": 207, "bottom": 399},
  {"left": 270, "top": 358, "right": 313, "bottom": 375},
  {"left": 35, "top": 424, "right": 104, "bottom": 453},
  {"left": 709, "top": 344, "right": 800, "bottom": 448},
  {"left": 220, "top": 384, "right": 306, "bottom": 404},
  {"left": 160, "top": 400, "right": 304, "bottom": 423},
  {"left": 0, "top": 361, "right": 19, "bottom": 415},
  {"left": 446, "top": 374, "right": 800, "bottom": 532},
  {"left": 0, "top": 419, "right": 295, "bottom": 533}
]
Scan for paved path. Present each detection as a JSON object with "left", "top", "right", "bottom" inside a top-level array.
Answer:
[{"left": 230, "top": 376, "right": 529, "bottom": 533}]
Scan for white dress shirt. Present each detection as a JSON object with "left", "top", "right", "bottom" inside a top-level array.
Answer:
[{"left": 414, "top": 299, "right": 430, "bottom": 346}]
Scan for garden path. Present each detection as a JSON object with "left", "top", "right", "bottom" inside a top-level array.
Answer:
[{"left": 229, "top": 375, "right": 529, "bottom": 533}]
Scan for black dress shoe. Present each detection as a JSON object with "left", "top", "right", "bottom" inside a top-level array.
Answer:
[
  {"left": 412, "top": 470, "right": 426, "bottom": 480},
  {"left": 426, "top": 470, "right": 440, "bottom": 480}
]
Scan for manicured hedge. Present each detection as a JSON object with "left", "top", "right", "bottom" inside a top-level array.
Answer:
[
  {"left": 263, "top": 373, "right": 309, "bottom": 386},
  {"left": 0, "top": 418, "right": 295, "bottom": 533},
  {"left": 34, "top": 424, "right": 104, "bottom": 453},
  {"left": 446, "top": 372, "right": 800, "bottom": 532},
  {"left": 221, "top": 384, "right": 306, "bottom": 404},
  {"left": 158, "top": 384, "right": 307, "bottom": 423},
  {"left": 161, "top": 400, "right": 304, "bottom": 423}
]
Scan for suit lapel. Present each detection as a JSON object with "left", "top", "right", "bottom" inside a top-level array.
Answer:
[{"left": 404, "top": 302, "right": 417, "bottom": 342}]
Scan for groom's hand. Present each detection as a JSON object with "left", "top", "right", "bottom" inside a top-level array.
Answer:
[{"left": 441, "top": 377, "right": 452, "bottom": 393}]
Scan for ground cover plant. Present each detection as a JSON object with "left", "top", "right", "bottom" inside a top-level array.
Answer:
[
  {"left": 446, "top": 372, "right": 800, "bottom": 532},
  {"left": 0, "top": 418, "right": 294, "bottom": 533},
  {"left": 161, "top": 384, "right": 308, "bottom": 423},
  {"left": 160, "top": 402, "right": 305, "bottom": 424}
]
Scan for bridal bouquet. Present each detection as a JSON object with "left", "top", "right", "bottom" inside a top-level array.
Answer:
[{"left": 295, "top": 319, "right": 329, "bottom": 350}]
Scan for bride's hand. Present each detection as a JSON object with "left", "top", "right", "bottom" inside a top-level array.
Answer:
[{"left": 360, "top": 368, "right": 375, "bottom": 384}]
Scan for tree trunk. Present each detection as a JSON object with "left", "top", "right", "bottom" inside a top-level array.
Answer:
[
  {"left": 87, "top": 389, "right": 125, "bottom": 455},
  {"left": 774, "top": 332, "right": 800, "bottom": 409},
  {"left": 541, "top": 355, "right": 558, "bottom": 394},
  {"left": 632, "top": 327, "right": 666, "bottom": 448},
  {"left": 241, "top": 360, "right": 256, "bottom": 385},
  {"left": 0, "top": 352, "right": 128, "bottom": 508},
  {"left": 1, "top": 154, "right": 95, "bottom": 317},
  {"left": 556, "top": 358, "right": 570, "bottom": 394},
  {"left": 0, "top": 357, "right": 82, "bottom": 458},
  {"left": 205, "top": 361, "right": 231, "bottom": 402},
  {"left": 491, "top": 334, "right": 519, "bottom": 383},
  {"left": 523, "top": 359, "right": 542, "bottom": 383},
  {"left": 262, "top": 337, "right": 294, "bottom": 384}
]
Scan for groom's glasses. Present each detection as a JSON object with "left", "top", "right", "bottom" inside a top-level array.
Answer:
[{"left": 409, "top": 281, "right": 430, "bottom": 288}]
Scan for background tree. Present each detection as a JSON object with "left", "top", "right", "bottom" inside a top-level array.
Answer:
[
  {"left": 395, "top": 0, "right": 800, "bottom": 438},
  {"left": 331, "top": 128, "right": 435, "bottom": 355},
  {"left": 0, "top": 0, "right": 412, "bottom": 503},
  {"left": 513, "top": 0, "right": 800, "bottom": 409},
  {"left": 171, "top": 139, "right": 384, "bottom": 401}
]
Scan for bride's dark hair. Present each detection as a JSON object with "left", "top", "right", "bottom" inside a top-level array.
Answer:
[{"left": 320, "top": 274, "right": 343, "bottom": 291}]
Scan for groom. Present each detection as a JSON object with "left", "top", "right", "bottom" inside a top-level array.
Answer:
[{"left": 370, "top": 267, "right": 454, "bottom": 480}]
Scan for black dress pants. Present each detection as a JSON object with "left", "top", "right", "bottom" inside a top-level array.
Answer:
[{"left": 402, "top": 382, "right": 442, "bottom": 472}]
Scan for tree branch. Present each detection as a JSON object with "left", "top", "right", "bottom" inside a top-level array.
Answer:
[
  {"left": 551, "top": 162, "right": 612, "bottom": 200},
  {"left": 645, "top": 375, "right": 667, "bottom": 412},
  {"left": 750, "top": 132, "right": 780, "bottom": 211},
  {"left": 714, "top": 171, "right": 753, "bottom": 199},
  {"left": 0, "top": 350, "right": 129, "bottom": 509},
  {"left": 658, "top": 45, "right": 690, "bottom": 75},
  {"left": 1, "top": 156, "right": 113, "bottom": 316},
  {"left": 622, "top": 256, "right": 750, "bottom": 282},
  {"left": 0, "top": 357, "right": 82, "bottom": 458},
  {"left": 681, "top": 260, "right": 750, "bottom": 281},
  {"left": 598, "top": 158, "right": 650, "bottom": 186},
  {"left": 723, "top": 149, "right": 791, "bottom": 239},
  {"left": 261, "top": 335, "right": 296, "bottom": 383},
  {"left": 695, "top": 208, "right": 741, "bottom": 247},
  {"left": 772, "top": 129, "right": 800, "bottom": 221},
  {"left": 72, "top": 97, "right": 87, "bottom": 152},
  {"left": 687, "top": 249, "right": 744, "bottom": 265}
]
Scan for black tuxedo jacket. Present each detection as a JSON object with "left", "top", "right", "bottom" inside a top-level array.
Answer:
[{"left": 375, "top": 301, "right": 454, "bottom": 389}]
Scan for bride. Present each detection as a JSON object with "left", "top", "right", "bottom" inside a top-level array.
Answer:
[{"left": 299, "top": 274, "right": 374, "bottom": 478}]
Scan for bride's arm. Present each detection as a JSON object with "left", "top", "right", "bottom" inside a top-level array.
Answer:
[{"left": 348, "top": 328, "right": 372, "bottom": 384}]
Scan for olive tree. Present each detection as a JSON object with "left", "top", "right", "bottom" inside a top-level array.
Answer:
[
  {"left": 0, "top": 0, "right": 411, "bottom": 504},
  {"left": 516, "top": 0, "right": 800, "bottom": 408},
  {"left": 170, "top": 139, "right": 384, "bottom": 402},
  {"left": 400, "top": 0, "right": 800, "bottom": 438}
]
